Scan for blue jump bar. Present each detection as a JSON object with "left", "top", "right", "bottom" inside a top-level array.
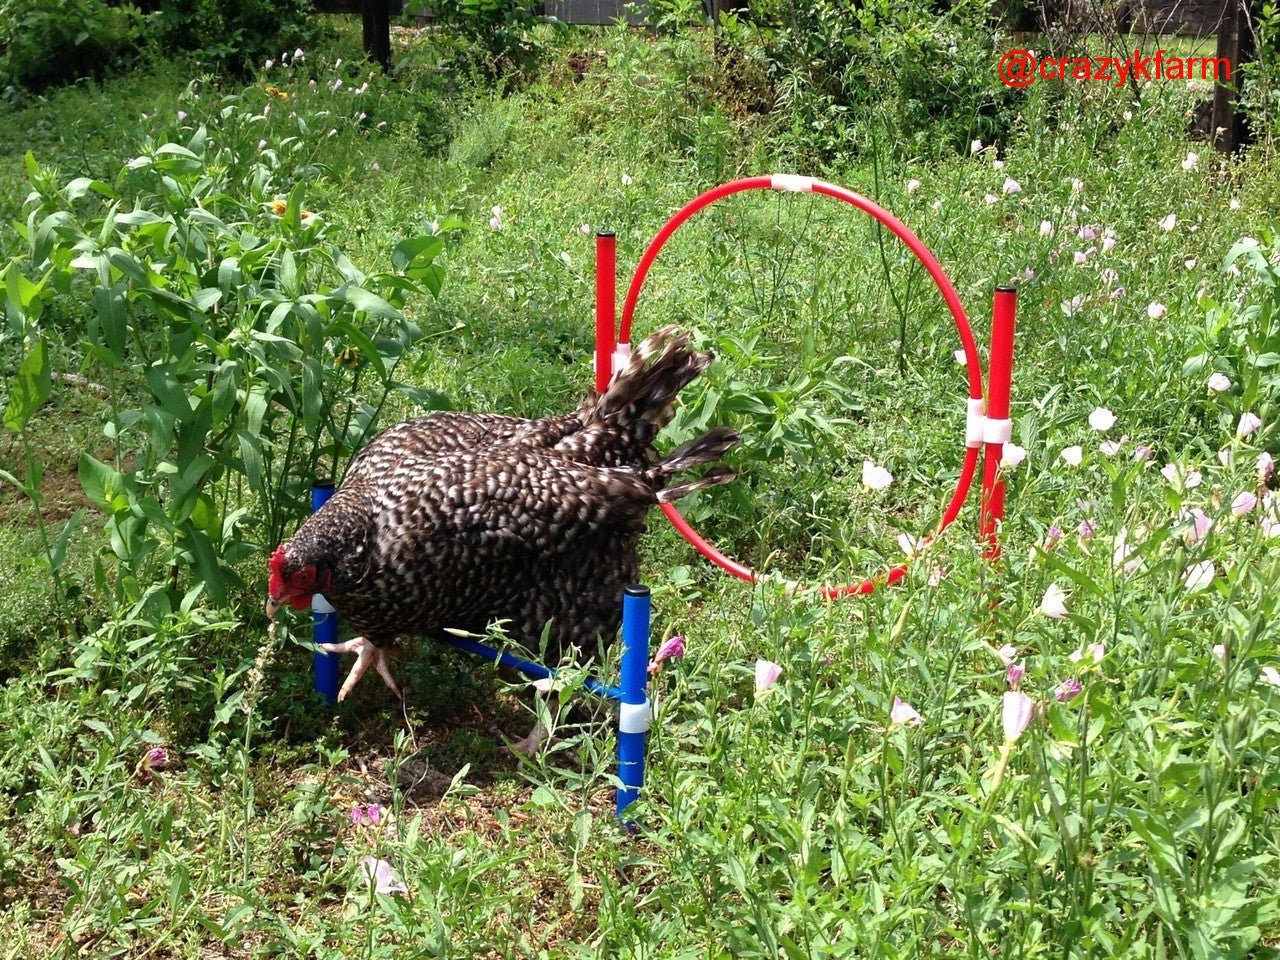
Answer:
[
  {"left": 312, "top": 483, "right": 340, "bottom": 704},
  {"left": 439, "top": 634, "right": 625, "bottom": 702}
]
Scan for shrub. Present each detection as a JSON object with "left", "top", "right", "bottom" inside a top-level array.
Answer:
[
  {"left": 0, "top": 0, "right": 142, "bottom": 92},
  {"left": 144, "top": 0, "right": 325, "bottom": 75},
  {"left": 2, "top": 91, "right": 455, "bottom": 614},
  {"left": 716, "top": 0, "right": 1023, "bottom": 162}
]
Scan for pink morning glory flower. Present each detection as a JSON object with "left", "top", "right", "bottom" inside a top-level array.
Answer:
[
  {"left": 890, "top": 696, "right": 923, "bottom": 727},
  {"left": 648, "top": 635, "right": 685, "bottom": 674},
  {"left": 1002, "top": 691, "right": 1035, "bottom": 742},
  {"left": 1232, "top": 491, "right": 1258, "bottom": 517},
  {"left": 1055, "top": 678, "right": 1083, "bottom": 702},
  {"left": 358, "top": 857, "right": 408, "bottom": 895},
  {"left": 1001, "top": 443, "right": 1027, "bottom": 469},
  {"left": 1184, "top": 509, "right": 1213, "bottom": 545},
  {"left": 1147, "top": 302, "right": 1167, "bottom": 320},
  {"left": 1238, "top": 412, "right": 1263, "bottom": 438},
  {"left": 754, "top": 659, "right": 783, "bottom": 696},
  {"left": 1159, "top": 213, "right": 1177, "bottom": 231},
  {"left": 1006, "top": 661, "right": 1026, "bottom": 688},
  {"left": 1061, "top": 446, "right": 1083, "bottom": 466},
  {"left": 350, "top": 804, "right": 384, "bottom": 827},
  {"left": 1258, "top": 452, "right": 1274, "bottom": 483}
]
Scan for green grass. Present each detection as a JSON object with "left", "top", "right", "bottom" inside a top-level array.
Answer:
[{"left": 2, "top": 18, "right": 1280, "bottom": 959}]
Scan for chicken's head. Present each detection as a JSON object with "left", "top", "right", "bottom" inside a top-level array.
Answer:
[{"left": 266, "top": 544, "right": 333, "bottom": 618}]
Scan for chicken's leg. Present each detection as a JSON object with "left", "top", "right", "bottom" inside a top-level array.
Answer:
[{"left": 316, "top": 636, "right": 401, "bottom": 702}]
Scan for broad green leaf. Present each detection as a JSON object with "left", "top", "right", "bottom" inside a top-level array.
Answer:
[
  {"left": 3, "top": 339, "right": 52, "bottom": 432},
  {"left": 78, "top": 452, "right": 124, "bottom": 510},
  {"left": 342, "top": 285, "right": 401, "bottom": 320}
]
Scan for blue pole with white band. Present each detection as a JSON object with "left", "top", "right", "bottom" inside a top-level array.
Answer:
[
  {"left": 616, "top": 584, "right": 652, "bottom": 821},
  {"left": 312, "top": 482, "right": 340, "bottom": 704}
]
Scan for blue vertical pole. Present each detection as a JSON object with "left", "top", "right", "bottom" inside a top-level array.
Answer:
[
  {"left": 617, "top": 584, "right": 651, "bottom": 822},
  {"left": 312, "top": 482, "right": 340, "bottom": 705}
]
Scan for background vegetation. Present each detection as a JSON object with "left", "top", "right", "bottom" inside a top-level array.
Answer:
[{"left": 0, "top": 5, "right": 1278, "bottom": 957}]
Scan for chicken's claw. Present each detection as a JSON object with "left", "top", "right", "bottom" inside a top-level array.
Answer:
[{"left": 316, "top": 636, "right": 401, "bottom": 702}]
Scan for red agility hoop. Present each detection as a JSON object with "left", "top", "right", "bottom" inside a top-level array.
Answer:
[{"left": 594, "top": 175, "right": 1014, "bottom": 599}]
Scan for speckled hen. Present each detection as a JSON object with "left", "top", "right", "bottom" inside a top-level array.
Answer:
[{"left": 267, "top": 327, "right": 737, "bottom": 737}]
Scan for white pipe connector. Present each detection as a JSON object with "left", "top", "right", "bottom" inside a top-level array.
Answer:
[
  {"left": 983, "top": 417, "right": 1014, "bottom": 445},
  {"left": 771, "top": 174, "right": 816, "bottom": 193},
  {"left": 965, "top": 397, "right": 986, "bottom": 448},
  {"left": 619, "top": 699, "right": 652, "bottom": 734},
  {"left": 312, "top": 593, "right": 336, "bottom": 615},
  {"left": 612, "top": 341, "right": 632, "bottom": 376}
]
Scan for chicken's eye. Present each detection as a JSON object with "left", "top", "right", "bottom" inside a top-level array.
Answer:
[{"left": 291, "top": 566, "right": 317, "bottom": 591}]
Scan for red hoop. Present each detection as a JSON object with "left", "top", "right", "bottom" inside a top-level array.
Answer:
[{"left": 616, "top": 176, "right": 988, "bottom": 599}]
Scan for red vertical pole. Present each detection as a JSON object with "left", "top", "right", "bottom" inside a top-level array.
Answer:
[
  {"left": 595, "top": 231, "right": 617, "bottom": 394},
  {"left": 980, "top": 287, "right": 1017, "bottom": 562}
]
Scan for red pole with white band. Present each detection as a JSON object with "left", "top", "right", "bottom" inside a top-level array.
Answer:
[
  {"left": 595, "top": 231, "right": 617, "bottom": 394},
  {"left": 980, "top": 287, "right": 1017, "bottom": 562}
]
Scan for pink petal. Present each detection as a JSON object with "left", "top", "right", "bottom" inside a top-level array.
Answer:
[{"left": 754, "top": 659, "right": 782, "bottom": 694}]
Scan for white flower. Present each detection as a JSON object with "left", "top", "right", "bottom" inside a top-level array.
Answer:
[
  {"left": 1159, "top": 213, "right": 1177, "bottom": 231},
  {"left": 970, "top": 139, "right": 983, "bottom": 155},
  {"left": 897, "top": 533, "right": 924, "bottom": 557},
  {"left": 1001, "top": 443, "right": 1027, "bottom": 469},
  {"left": 1213, "top": 644, "right": 1226, "bottom": 662},
  {"left": 1181, "top": 151, "right": 1199, "bottom": 172},
  {"left": 1069, "top": 642, "right": 1105, "bottom": 663},
  {"left": 907, "top": 179, "right": 921, "bottom": 194},
  {"left": 621, "top": 173, "right": 633, "bottom": 185},
  {"left": 1002, "top": 177, "right": 1022, "bottom": 195},
  {"left": 954, "top": 348, "right": 968, "bottom": 366},
  {"left": 1229, "top": 198, "right": 1241, "bottom": 210},
  {"left": 1100, "top": 440, "right": 1122, "bottom": 456},
  {"left": 1123, "top": 109, "right": 1133, "bottom": 121},
  {"left": 1261, "top": 666, "right": 1280, "bottom": 688},
  {"left": 1185, "top": 259, "right": 1197, "bottom": 270},
  {"left": 996, "top": 643, "right": 1018, "bottom": 665},
  {"left": 1061, "top": 446, "right": 1083, "bottom": 466},
  {"left": 1040, "top": 583, "right": 1069, "bottom": 619},
  {"left": 861, "top": 460, "right": 893, "bottom": 491},
  {"left": 1088, "top": 407, "right": 1116, "bottom": 432},
  {"left": 1207, "top": 372, "right": 1231, "bottom": 393},
  {"left": 1074, "top": 251, "right": 1088, "bottom": 265},
  {"left": 1071, "top": 178, "right": 1084, "bottom": 193},
  {"left": 580, "top": 224, "right": 592, "bottom": 234},
  {"left": 1039, "top": 220, "right": 1054, "bottom": 237},
  {"left": 1183, "top": 560, "right": 1215, "bottom": 591},
  {"left": 1147, "top": 302, "right": 1167, "bottom": 320},
  {"left": 1237, "top": 412, "right": 1263, "bottom": 437},
  {"left": 984, "top": 194, "right": 999, "bottom": 205},
  {"left": 1101, "top": 236, "right": 1116, "bottom": 251}
]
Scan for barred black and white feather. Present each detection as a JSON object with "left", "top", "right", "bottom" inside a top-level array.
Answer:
[{"left": 275, "top": 327, "right": 736, "bottom": 663}]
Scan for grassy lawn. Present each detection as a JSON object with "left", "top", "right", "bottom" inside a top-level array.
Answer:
[{"left": 1, "top": 17, "right": 1279, "bottom": 959}]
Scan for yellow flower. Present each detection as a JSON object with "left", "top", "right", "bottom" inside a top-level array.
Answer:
[
  {"left": 335, "top": 346, "right": 361, "bottom": 368},
  {"left": 265, "top": 86, "right": 290, "bottom": 101},
  {"left": 270, "top": 199, "right": 288, "bottom": 216}
]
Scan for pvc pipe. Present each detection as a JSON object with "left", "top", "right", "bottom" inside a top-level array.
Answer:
[
  {"left": 980, "top": 287, "right": 1017, "bottom": 562},
  {"left": 616, "top": 584, "right": 651, "bottom": 822},
  {"left": 312, "top": 482, "right": 340, "bottom": 704},
  {"left": 439, "top": 634, "right": 624, "bottom": 702},
  {"left": 621, "top": 176, "right": 985, "bottom": 597},
  {"left": 595, "top": 231, "right": 617, "bottom": 395}
]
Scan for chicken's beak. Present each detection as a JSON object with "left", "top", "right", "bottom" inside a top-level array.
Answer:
[{"left": 266, "top": 596, "right": 282, "bottom": 620}]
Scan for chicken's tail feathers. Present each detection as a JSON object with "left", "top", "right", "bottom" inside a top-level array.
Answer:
[
  {"left": 650, "top": 425, "right": 740, "bottom": 503},
  {"left": 592, "top": 326, "right": 712, "bottom": 444},
  {"left": 656, "top": 466, "right": 736, "bottom": 503}
]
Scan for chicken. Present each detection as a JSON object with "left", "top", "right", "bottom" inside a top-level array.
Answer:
[{"left": 266, "top": 327, "right": 737, "bottom": 735}]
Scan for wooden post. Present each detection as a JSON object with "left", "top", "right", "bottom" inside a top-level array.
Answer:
[
  {"left": 1212, "top": 0, "right": 1256, "bottom": 154},
  {"left": 362, "top": 0, "right": 391, "bottom": 71}
]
